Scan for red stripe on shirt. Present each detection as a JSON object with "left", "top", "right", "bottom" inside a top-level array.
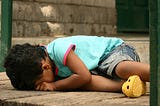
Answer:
[{"left": 63, "top": 44, "right": 76, "bottom": 65}]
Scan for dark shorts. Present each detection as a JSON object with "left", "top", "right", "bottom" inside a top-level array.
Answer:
[{"left": 91, "top": 43, "right": 140, "bottom": 80}]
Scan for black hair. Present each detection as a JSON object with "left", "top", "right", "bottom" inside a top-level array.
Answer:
[{"left": 4, "top": 43, "right": 47, "bottom": 90}]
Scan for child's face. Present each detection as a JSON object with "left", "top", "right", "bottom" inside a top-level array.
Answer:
[{"left": 35, "top": 56, "right": 55, "bottom": 87}]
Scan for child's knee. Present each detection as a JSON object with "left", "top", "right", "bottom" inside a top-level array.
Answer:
[{"left": 115, "top": 61, "right": 133, "bottom": 79}]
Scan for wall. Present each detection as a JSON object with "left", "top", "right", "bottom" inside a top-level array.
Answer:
[{"left": 12, "top": 0, "right": 117, "bottom": 37}]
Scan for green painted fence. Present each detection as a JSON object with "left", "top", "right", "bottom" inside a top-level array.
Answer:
[
  {"left": 149, "top": 0, "right": 160, "bottom": 105},
  {"left": 0, "top": 0, "right": 12, "bottom": 71}
]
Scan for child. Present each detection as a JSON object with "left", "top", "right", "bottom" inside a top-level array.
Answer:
[{"left": 4, "top": 35, "right": 150, "bottom": 97}]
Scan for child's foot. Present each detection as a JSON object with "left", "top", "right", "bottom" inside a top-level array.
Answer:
[{"left": 122, "top": 75, "right": 146, "bottom": 97}]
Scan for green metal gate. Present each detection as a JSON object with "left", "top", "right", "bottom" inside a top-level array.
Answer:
[
  {"left": 149, "top": 0, "right": 160, "bottom": 105},
  {"left": 116, "top": 0, "right": 149, "bottom": 32},
  {"left": 0, "top": 0, "right": 12, "bottom": 71}
]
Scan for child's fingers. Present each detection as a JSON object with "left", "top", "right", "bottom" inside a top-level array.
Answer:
[
  {"left": 35, "top": 84, "right": 41, "bottom": 91},
  {"left": 39, "top": 83, "right": 46, "bottom": 91},
  {"left": 36, "top": 82, "right": 54, "bottom": 91},
  {"left": 35, "top": 82, "right": 45, "bottom": 91}
]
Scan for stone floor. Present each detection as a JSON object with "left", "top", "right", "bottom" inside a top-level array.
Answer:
[{"left": 0, "top": 72, "right": 150, "bottom": 106}]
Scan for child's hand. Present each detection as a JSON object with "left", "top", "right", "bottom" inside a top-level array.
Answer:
[{"left": 35, "top": 82, "right": 56, "bottom": 91}]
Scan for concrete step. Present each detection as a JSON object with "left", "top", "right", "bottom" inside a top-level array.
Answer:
[
  {"left": 0, "top": 72, "right": 150, "bottom": 106},
  {"left": 12, "top": 35, "right": 149, "bottom": 63},
  {"left": 13, "top": 0, "right": 116, "bottom": 36}
]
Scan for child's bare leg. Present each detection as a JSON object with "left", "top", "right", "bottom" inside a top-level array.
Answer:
[
  {"left": 80, "top": 75, "right": 124, "bottom": 92},
  {"left": 115, "top": 61, "right": 150, "bottom": 82}
]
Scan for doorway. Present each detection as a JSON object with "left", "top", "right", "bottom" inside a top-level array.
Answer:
[{"left": 116, "top": 0, "right": 149, "bottom": 32}]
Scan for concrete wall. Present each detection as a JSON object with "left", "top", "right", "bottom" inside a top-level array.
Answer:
[{"left": 12, "top": 0, "right": 117, "bottom": 37}]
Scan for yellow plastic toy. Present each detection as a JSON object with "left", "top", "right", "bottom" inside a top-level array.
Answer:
[{"left": 122, "top": 75, "right": 146, "bottom": 97}]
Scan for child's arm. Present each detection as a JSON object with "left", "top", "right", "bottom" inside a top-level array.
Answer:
[
  {"left": 36, "top": 49, "right": 92, "bottom": 91},
  {"left": 53, "top": 49, "right": 92, "bottom": 90}
]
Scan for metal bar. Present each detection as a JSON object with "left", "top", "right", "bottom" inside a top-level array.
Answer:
[
  {"left": 149, "top": 0, "right": 160, "bottom": 105},
  {"left": 0, "top": 0, "right": 12, "bottom": 71}
]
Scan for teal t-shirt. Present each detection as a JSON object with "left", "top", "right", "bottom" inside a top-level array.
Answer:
[{"left": 47, "top": 35, "right": 124, "bottom": 77}]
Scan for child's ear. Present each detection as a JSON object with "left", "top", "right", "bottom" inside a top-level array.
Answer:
[{"left": 42, "top": 63, "right": 50, "bottom": 71}]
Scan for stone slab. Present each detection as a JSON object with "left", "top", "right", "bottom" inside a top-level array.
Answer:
[
  {"left": 12, "top": 22, "right": 117, "bottom": 37},
  {"left": 12, "top": 0, "right": 116, "bottom": 36},
  {"left": 14, "top": 0, "right": 115, "bottom": 8},
  {"left": 4, "top": 92, "right": 150, "bottom": 106},
  {"left": 13, "top": 1, "right": 115, "bottom": 24},
  {"left": 0, "top": 72, "right": 150, "bottom": 106}
]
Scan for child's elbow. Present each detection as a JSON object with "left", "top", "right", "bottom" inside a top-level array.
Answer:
[{"left": 82, "top": 73, "right": 92, "bottom": 85}]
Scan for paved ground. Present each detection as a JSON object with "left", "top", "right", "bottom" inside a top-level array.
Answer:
[{"left": 0, "top": 72, "right": 150, "bottom": 106}]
